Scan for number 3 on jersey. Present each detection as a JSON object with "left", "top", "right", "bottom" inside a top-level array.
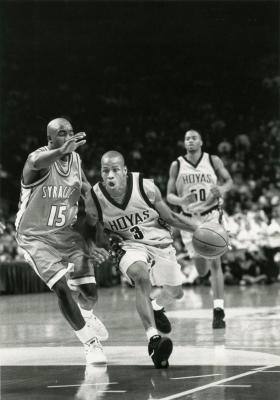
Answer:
[
  {"left": 47, "top": 205, "right": 67, "bottom": 227},
  {"left": 130, "top": 226, "right": 144, "bottom": 239}
]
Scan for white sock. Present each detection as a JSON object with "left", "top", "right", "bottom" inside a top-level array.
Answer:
[
  {"left": 214, "top": 299, "right": 224, "bottom": 309},
  {"left": 75, "top": 323, "right": 96, "bottom": 344},
  {"left": 146, "top": 327, "right": 159, "bottom": 341},
  {"left": 151, "top": 299, "right": 163, "bottom": 311},
  {"left": 78, "top": 304, "right": 93, "bottom": 319}
]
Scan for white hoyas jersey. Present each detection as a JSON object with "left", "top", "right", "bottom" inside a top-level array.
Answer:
[
  {"left": 175, "top": 152, "right": 218, "bottom": 213},
  {"left": 92, "top": 172, "right": 173, "bottom": 246}
]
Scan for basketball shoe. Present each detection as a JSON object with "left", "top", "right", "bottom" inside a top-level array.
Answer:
[
  {"left": 84, "top": 312, "right": 109, "bottom": 341},
  {"left": 84, "top": 338, "right": 107, "bottom": 364},
  {"left": 212, "top": 308, "right": 226, "bottom": 329},
  {"left": 153, "top": 308, "right": 172, "bottom": 334},
  {"left": 148, "top": 335, "right": 173, "bottom": 369}
]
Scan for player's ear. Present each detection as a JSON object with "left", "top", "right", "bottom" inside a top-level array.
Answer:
[
  {"left": 47, "top": 135, "right": 52, "bottom": 143},
  {"left": 124, "top": 166, "right": 128, "bottom": 175}
]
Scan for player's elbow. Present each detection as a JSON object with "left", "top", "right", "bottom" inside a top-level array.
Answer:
[
  {"left": 166, "top": 193, "right": 176, "bottom": 205},
  {"left": 27, "top": 154, "right": 40, "bottom": 170}
]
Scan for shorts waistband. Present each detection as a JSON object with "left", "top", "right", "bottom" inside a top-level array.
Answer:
[{"left": 182, "top": 205, "right": 219, "bottom": 218}]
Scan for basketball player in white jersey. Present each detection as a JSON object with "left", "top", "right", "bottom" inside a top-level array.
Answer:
[
  {"left": 15, "top": 118, "right": 109, "bottom": 364},
  {"left": 84, "top": 151, "right": 198, "bottom": 369},
  {"left": 167, "top": 130, "right": 233, "bottom": 329}
]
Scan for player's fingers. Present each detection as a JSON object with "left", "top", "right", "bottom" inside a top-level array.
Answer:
[
  {"left": 74, "top": 132, "right": 86, "bottom": 138},
  {"left": 75, "top": 140, "right": 87, "bottom": 148},
  {"left": 96, "top": 248, "right": 109, "bottom": 255}
]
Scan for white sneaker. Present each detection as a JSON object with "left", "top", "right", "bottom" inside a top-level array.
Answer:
[
  {"left": 84, "top": 338, "right": 107, "bottom": 364},
  {"left": 85, "top": 313, "right": 109, "bottom": 341}
]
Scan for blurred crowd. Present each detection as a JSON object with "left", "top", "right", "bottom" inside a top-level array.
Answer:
[{"left": 0, "top": 49, "right": 279, "bottom": 287}]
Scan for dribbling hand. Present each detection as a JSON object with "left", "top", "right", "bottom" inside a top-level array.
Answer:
[{"left": 60, "top": 132, "right": 87, "bottom": 155}]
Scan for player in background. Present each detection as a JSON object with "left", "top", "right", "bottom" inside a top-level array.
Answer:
[
  {"left": 167, "top": 130, "right": 233, "bottom": 329},
  {"left": 83, "top": 151, "right": 198, "bottom": 368},
  {"left": 15, "top": 118, "right": 109, "bottom": 364}
]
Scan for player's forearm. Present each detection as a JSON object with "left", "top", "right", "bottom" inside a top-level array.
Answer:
[
  {"left": 28, "top": 148, "right": 64, "bottom": 170},
  {"left": 219, "top": 179, "right": 233, "bottom": 196},
  {"left": 166, "top": 193, "right": 183, "bottom": 206},
  {"left": 166, "top": 212, "right": 197, "bottom": 233}
]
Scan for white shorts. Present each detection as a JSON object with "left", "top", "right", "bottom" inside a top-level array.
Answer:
[
  {"left": 180, "top": 209, "right": 229, "bottom": 258},
  {"left": 119, "top": 242, "right": 183, "bottom": 287}
]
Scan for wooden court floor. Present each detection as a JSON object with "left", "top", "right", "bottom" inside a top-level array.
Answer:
[{"left": 1, "top": 283, "right": 280, "bottom": 400}]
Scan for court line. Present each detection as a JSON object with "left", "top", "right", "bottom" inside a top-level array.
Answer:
[
  {"left": 215, "top": 385, "right": 251, "bottom": 387},
  {"left": 99, "top": 391, "right": 126, "bottom": 393},
  {"left": 171, "top": 374, "right": 222, "bottom": 380},
  {"left": 157, "top": 365, "right": 276, "bottom": 400},
  {"left": 48, "top": 382, "right": 118, "bottom": 388}
]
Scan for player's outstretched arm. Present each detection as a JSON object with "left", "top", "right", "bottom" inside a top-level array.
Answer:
[
  {"left": 154, "top": 185, "right": 197, "bottom": 233},
  {"left": 26, "top": 132, "right": 86, "bottom": 172}
]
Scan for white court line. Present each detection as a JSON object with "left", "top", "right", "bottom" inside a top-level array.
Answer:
[
  {"left": 157, "top": 365, "right": 276, "bottom": 400},
  {"left": 215, "top": 385, "right": 251, "bottom": 387},
  {"left": 48, "top": 382, "right": 118, "bottom": 388},
  {"left": 171, "top": 374, "right": 222, "bottom": 380},
  {"left": 99, "top": 391, "right": 126, "bottom": 393}
]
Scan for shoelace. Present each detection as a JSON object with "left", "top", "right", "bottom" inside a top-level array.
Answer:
[{"left": 85, "top": 338, "right": 103, "bottom": 353}]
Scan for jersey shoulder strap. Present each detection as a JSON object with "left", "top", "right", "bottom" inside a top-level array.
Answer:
[
  {"left": 209, "top": 154, "right": 219, "bottom": 175},
  {"left": 138, "top": 173, "right": 156, "bottom": 209}
]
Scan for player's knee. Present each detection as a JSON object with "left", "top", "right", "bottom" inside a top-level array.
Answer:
[
  {"left": 53, "top": 279, "right": 71, "bottom": 300},
  {"left": 132, "top": 268, "right": 150, "bottom": 288},
  {"left": 170, "top": 288, "right": 184, "bottom": 300}
]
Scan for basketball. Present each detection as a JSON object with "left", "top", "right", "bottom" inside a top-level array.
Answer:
[{"left": 192, "top": 222, "right": 229, "bottom": 259}]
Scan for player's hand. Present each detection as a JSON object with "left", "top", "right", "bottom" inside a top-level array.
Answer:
[
  {"left": 86, "top": 243, "right": 109, "bottom": 265},
  {"left": 0, "top": 221, "right": 6, "bottom": 234},
  {"left": 180, "top": 193, "right": 197, "bottom": 206},
  {"left": 60, "top": 132, "right": 87, "bottom": 155},
  {"left": 210, "top": 185, "right": 223, "bottom": 199},
  {"left": 107, "top": 232, "right": 125, "bottom": 264}
]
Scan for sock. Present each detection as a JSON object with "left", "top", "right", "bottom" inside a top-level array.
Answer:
[
  {"left": 214, "top": 299, "right": 224, "bottom": 309},
  {"left": 78, "top": 304, "right": 93, "bottom": 319},
  {"left": 151, "top": 299, "right": 163, "bottom": 311},
  {"left": 146, "top": 327, "right": 159, "bottom": 341},
  {"left": 75, "top": 323, "right": 96, "bottom": 344}
]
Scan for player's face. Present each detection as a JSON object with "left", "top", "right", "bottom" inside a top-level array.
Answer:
[
  {"left": 184, "top": 132, "right": 202, "bottom": 152},
  {"left": 50, "top": 122, "right": 74, "bottom": 149},
  {"left": 101, "top": 158, "right": 127, "bottom": 192}
]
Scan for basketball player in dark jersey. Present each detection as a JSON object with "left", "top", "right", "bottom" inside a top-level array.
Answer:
[
  {"left": 167, "top": 130, "right": 233, "bottom": 329},
  {"left": 16, "top": 118, "right": 109, "bottom": 364}
]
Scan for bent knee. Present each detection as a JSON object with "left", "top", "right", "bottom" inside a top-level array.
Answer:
[
  {"left": 170, "top": 288, "right": 184, "bottom": 300},
  {"left": 127, "top": 262, "right": 150, "bottom": 287}
]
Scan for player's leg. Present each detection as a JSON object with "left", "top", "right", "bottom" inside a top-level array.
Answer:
[
  {"left": 148, "top": 245, "right": 184, "bottom": 334},
  {"left": 16, "top": 234, "right": 106, "bottom": 364},
  {"left": 209, "top": 257, "right": 226, "bottom": 329},
  {"left": 53, "top": 276, "right": 85, "bottom": 329},
  {"left": 66, "top": 229, "right": 109, "bottom": 341},
  {"left": 204, "top": 210, "right": 226, "bottom": 329},
  {"left": 127, "top": 261, "right": 157, "bottom": 331},
  {"left": 127, "top": 261, "right": 172, "bottom": 369}
]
